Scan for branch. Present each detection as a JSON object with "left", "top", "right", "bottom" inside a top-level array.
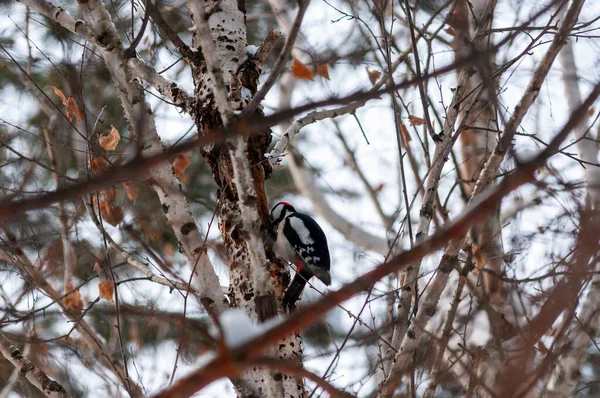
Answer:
[
  {"left": 151, "top": 93, "right": 599, "bottom": 396},
  {"left": 556, "top": 6, "right": 600, "bottom": 206},
  {"left": 130, "top": 58, "right": 194, "bottom": 113},
  {"left": 242, "top": 0, "right": 311, "bottom": 115},
  {"left": 386, "top": 51, "right": 487, "bottom": 372},
  {"left": 85, "top": 200, "right": 196, "bottom": 293},
  {"left": 267, "top": 101, "right": 366, "bottom": 167},
  {"left": 75, "top": 0, "right": 228, "bottom": 317},
  {"left": 251, "top": 358, "right": 355, "bottom": 398},
  {"left": 0, "top": 332, "right": 69, "bottom": 398},
  {"left": 1, "top": 229, "right": 142, "bottom": 397},
  {"left": 471, "top": 0, "right": 587, "bottom": 198},
  {"left": 123, "top": 0, "right": 151, "bottom": 58},
  {"left": 333, "top": 121, "right": 391, "bottom": 229},
  {"left": 287, "top": 153, "right": 389, "bottom": 255},
  {"left": 20, "top": 0, "right": 193, "bottom": 114},
  {"left": 229, "top": 133, "right": 276, "bottom": 320},
  {"left": 20, "top": 0, "right": 94, "bottom": 42},
  {"left": 145, "top": 0, "right": 198, "bottom": 62},
  {"left": 380, "top": 35, "right": 598, "bottom": 394}
]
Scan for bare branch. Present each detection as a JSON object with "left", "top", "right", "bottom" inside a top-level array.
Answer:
[{"left": 0, "top": 332, "right": 69, "bottom": 398}]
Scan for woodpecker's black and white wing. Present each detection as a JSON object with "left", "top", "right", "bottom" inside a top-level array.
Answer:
[{"left": 283, "top": 213, "right": 331, "bottom": 285}]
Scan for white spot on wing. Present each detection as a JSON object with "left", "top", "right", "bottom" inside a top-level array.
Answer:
[{"left": 290, "top": 216, "right": 314, "bottom": 245}]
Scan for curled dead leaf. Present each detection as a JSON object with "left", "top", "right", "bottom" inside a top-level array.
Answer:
[
  {"left": 444, "top": 27, "right": 456, "bottom": 37},
  {"left": 366, "top": 68, "right": 381, "bottom": 86},
  {"left": 49, "top": 87, "right": 84, "bottom": 123},
  {"left": 400, "top": 123, "right": 412, "bottom": 145},
  {"left": 316, "top": 64, "right": 330, "bottom": 80},
  {"left": 172, "top": 153, "right": 192, "bottom": 179},
  {"left": 99, "top": 200, "right": 124, "bottom": 226},
  {"left": 123, "top": 181, "right": 140, "bottom": 202},
  {"left": 102, "top": 187, "right": 117, "bottom": 202},
  {"left": 92, "top": 157, "right": 109, "bottom": 174},
  {"left": 49, "top": 86, "right": 68, "bottom": 105},
  {"left": 63, "top": 282, "right": 84, "bottom": 311},
  {"left": 290, "top": 59, "right": 314, "bottom": 81},
  {"left": 66, "top": 97, "right": 85, "bottom": 123},
  {"left": 408, "top": 115, "right": 425, "bottom": 126},
  {"left": 98, "top": 280, "right": 114, "bottom": 302},
  {"left": 99, "top": 125, "right": 121, "bottom": 151},
  {"left": 93, "top": 262, "right": 102, "bottom": 276}
]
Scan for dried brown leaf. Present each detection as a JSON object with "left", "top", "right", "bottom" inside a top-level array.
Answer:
[
  {"left": 366, "top": 68, "right": 381, "bottom": 86},
  {"left": 99, "top": 125, "right": 121, "bottom": 151},
  {"left": 63, "top": 282, "right": 84, "bottom": 311},
  {"left": 408, "top": 115, "right": 425, "bottom": 126},
  {"left": 93, "top": 262, "right": 102, "bottom": 276},
  {"left": 123, "top": 181, "right": 140, "bottom": 202},
  {"left": 316, "top": 64, "right": 330, "bottom": 80},
  {"left": 66, "top": 97, "right": 84, "bottom": 123},
  {"left": 102, "top": 187, "right": 118, "bottom": 202},
  {"left": 173, "top": 153, "right": 192, "bottom": 179},
  {"left": 98, "top": 280, "right": 114, "bottom": 302},
  {"left": 92, "top": 157, "right": 109, "bottom": 174},
  {"left": 290, "top": 59, "right": 314, "bottom": 81},
  {"left": 99, "top": 200, "right": 124, "bottom": 226},
  {"left": 49, "top": 86, "right": 68, "bottom": 105},
  {"left": 444, "top": 27, "right": 456, "bottom": 36},
  {"left": 400, "top": 123, "right": 412, "bottom": 145}
]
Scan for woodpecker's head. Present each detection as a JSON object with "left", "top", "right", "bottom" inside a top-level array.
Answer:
[{"left": 271, "top": 202, "right": 296, "bottom": 226}]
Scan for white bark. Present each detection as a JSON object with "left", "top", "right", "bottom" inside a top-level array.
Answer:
[
  {"left": 557, "top": 18, "right": 600, "bottom": 206},
  {"left": 230, "top": 135, "right": 275, "bottom": 299},
  {"left": 189, "top": 0, "right": 275, "bottom": 307},
  {"left": 267, "top": 102, "right": 366, "bottom": 167},
  {"left": 380, "top": 59, "right": 488, "bottom": 392},
  {"left": 0, "top": 332, "right": 69, "bottom": 398},
  {"left": 384, "top": 0, "right": 499, "bottom": 364},
  {"left": 73, "top": 0, "right": 229, "bottom": 315},
  {"left": 189, "top": 0, "right": 301, "bottom": 396},
  {"left": 381, "top": 0, "right": 588, "bottom": 395},
  {"left": 188, "top": 0, "right": 237, "bottom": 123},
  {"left": 129, "top": 58, "right": 193, "bottom": 113},
  {"left": 546, "top": 4, "right": 600, "bottom": 395},
  {"left": 547, "top": 267, "right": 600, "bottom": 397}
]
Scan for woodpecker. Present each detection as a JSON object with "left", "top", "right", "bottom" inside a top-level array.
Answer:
[{"left": 271, "top": 202, "right": 331, "bottom": 311}]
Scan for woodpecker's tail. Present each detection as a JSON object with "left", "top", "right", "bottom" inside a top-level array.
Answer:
[{"left": 283, "top": 271, "right": 310, "bottom": 312}]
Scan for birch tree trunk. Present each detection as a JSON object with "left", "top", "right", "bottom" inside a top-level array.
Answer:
[
  {"left": 188, "top": 0, "right": 304, "bottom": 395},
  {"left": 451, "top": 0, "right": 504, "bottom": 303}
]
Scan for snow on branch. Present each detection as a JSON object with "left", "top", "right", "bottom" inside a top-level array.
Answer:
[{"left": 216, "top": 309, "right": 281, "bottom": 348}]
